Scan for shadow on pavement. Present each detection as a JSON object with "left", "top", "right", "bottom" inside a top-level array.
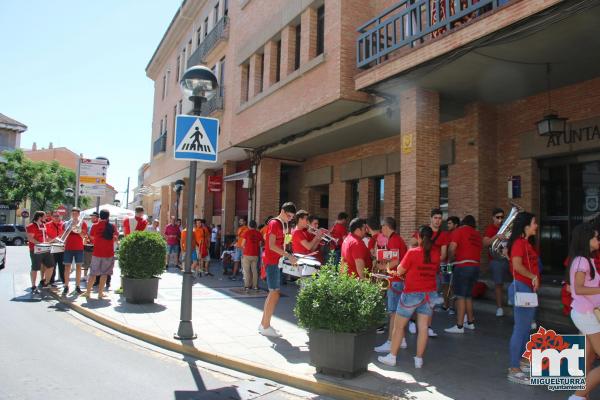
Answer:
[
  {"left": 80, "top": 298, "right": 112, "bottom": 309},
  {"left": 10, "top": 294, "right": 42, "bottom": 303},
  {"left": 113, "top": 298, "right": 167, "bottom": 314}
]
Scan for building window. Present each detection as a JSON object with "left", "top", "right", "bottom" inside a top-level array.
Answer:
[
  {"left": 440, "top": 166, "right": 449, "bottom": 219},
  {"left": 164, "top": 115, "right": 167, "bottom": 134},
  {"left": 242, "top": 63, "right": 250, "bottom": 103},
  {"left": 172, "top": 105, "right": 177, "bottom": 145},
  {"left": 224, "top": 0, "right": 228, "bottom": 16},
  {"left": 182, "top": 48, "right": 186, "bottom": 66},
  {"left": 161, "top": 75, "right": 166, "bottom": 100},
  {"left": 176, "top": 56, "right": 180, "bottom": 82},
  {"left": 294, "top": 24, "right": 301, "bottom": 71},
  {"left": 350, "top": 180, "right": 359, "bottom": 219},
  {"left": 316, "top": 5, "right": 325, "bottom": 56},
  {"left": 197, "top": 27, "right": 202, "bottom": 47},
  {"left": 178, "top": 99, "right": 182, "bottom": 114},
  {"left": 204, "top": 17, "right": 208, "bottom": 37},
  {"left": 187, "top": 39, "right": 192, "bottom": 58},
  {"left": 219, "top": 57, "right": 225, "bottom": 97},
  {"left": 159, "top": 118, "right": 164, "bottom": 135},
  {"left": 258, "top": 53, "right": 264, "bottom": 93},
  {"left": 275, "top": 40, "right": 281, "bottom": 82},
  {"left": 214, "top": 2, "right": 219, "bottom": 25},
  {"left": 373, "top": 177, "right": 384, "bottom": 222}
]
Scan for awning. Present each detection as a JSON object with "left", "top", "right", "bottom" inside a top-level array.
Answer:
[{"left": 223, "top": 170, "right": 249, "bottom": 182}]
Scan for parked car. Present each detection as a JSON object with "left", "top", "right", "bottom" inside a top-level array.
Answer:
[
  {"left": 0, "top": 224, "right": 28, "bottom": 246},
  {"left": 0, "top": 240, "right": 5, "bottom": 270}
]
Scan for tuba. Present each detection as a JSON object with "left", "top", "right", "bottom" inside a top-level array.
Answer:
[{"left": 490, "top": 204, "right": 523, "bottom": 259}]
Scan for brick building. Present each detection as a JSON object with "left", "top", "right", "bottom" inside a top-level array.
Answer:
[{"left": 146, "top": 0, "right": 600, "bottom": 281}]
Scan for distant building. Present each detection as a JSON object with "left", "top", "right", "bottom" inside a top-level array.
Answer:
[{"left": 0, "top": 113, "right": 27, "bottom": 223}]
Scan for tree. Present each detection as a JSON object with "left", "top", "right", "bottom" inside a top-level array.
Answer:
[{"left": 0, "top": 149, "right": 91, "bottom": 212}]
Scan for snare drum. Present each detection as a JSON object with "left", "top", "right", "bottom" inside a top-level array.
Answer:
[
  {"left": 34, "top": 243, "right": 52, "bottom": 254},
  {"left": 51, "top": 244, "right": 65, "bottom": 254},
  {"left": 278, "top": 254, "right": 321, "bottom": 277}
]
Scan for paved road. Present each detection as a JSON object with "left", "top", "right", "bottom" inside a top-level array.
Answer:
[{"left": 0, "top": 245, "right": 324, "bottom": 400}]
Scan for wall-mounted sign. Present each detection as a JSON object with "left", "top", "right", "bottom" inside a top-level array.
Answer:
[
  {"left": 508, "top": 176, "right": 522, "bottom": 199},
  {"left": 402, "top": 134, "right": 413, "bottom": 154},
  {"left": 208, "top": 176, "right": 223, "bottom": 192}
]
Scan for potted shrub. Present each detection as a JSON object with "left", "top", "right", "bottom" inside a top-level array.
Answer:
[
  {"left": 119, "top": 231, "right": 166, "bottom": 304},
  {"left": 294, "top": 265, "right": 386, "bottom": 377}
]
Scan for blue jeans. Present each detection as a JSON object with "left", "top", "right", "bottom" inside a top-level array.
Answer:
[
  {"left": 387, "top": 281, "right": 404, "bottom": 313},
  {"left": 508, "top": 280, "right": 537, "bottom": 368}
]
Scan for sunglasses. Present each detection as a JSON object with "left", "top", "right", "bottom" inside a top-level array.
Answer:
[{"left": 494, "top": 215, "right": 504, "bottom": 220}]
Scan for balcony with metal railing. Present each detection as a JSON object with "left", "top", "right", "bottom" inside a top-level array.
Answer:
[
  {"left": 188, "top": 16, "right": 229, "bottom": 68},
  {"left": 201, "top": 90, "right": 224, "bottom": 116},
  {"left": 356, "top": 0, "right": 512, "bottom": 69},
  {"left": 152, "top": 133, "right": 167, "bottom": 157}
]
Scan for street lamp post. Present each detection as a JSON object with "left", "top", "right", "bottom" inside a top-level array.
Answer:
[
  {"left": 95, "top": 157, "right": 110, "bottom": 213},
  {"left": 64, "top": 187, "right": 74, "bottom": 214},
  {"left": 175, "top": 65, "right": 219, "bottom": 340},
  {"left": 173, "top": 179, "right": 185, "bottom": 220},
  {"left": 113, "top": 199, "right": 121, "bottom": 208}
]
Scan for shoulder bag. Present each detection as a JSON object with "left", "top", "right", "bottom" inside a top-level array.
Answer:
[{"left": 513, "top": 242, "right": 539, "bottom": 307}]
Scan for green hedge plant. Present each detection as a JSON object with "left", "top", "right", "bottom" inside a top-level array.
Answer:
[
  {"left": 119, "top": 231, "right": 166, "bottom": 279},
  {"left": 294, "top": 264, "right": 386, "bottom": 333}
]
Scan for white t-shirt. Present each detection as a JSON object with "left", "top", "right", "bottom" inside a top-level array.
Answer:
[{"left": 211, "top": 227, "right": 218, "bottom": 242}]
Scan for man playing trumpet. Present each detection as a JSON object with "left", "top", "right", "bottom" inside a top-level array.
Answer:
[
  {"left": 61, "top": 208, "right": 88, "bottom": 295},
  {"left": 292, "top": 210, "right": 322, "bottom": 256}
]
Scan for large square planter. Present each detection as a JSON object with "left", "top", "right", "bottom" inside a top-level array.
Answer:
[
  {"left": 308, "top": 328, "right": 376, "bottom": 378},
  {"left": 122, "top": 277, "right": 159, "bottom": 304}
]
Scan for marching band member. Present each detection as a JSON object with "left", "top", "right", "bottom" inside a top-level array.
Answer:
[
  {"left": 26, "top": 211, "right": 53, "bottom": 293},
  {"left": 84, "top": 209, "right": 118, "bottom": 300},
  {"left": 483, "top": 208, "right": 508, "bottom": 317},
  {"left": 340, "top": 218, "right": 371, "bottom": 279},
  {"left": 307, "top": 215, "right": 325, "bottom": 262},
  {"left": 441, "top": 216, "right": 460, "bottom": 312},
  {"left": 62, "top": 207, "right": 88, "bottom": 295},
  {"left": 445, "top": 215, "right": 483, "bottom": 334},
  {"left": 378, "top": 225, "right": 440, "bottom": 369},
  {"left": 409, "top": 208, "right": 449, "bottom": 337},
  {"left": 329, "top": 212, "right": 348, "bottom": 265},
  {"left": 46, "top": 210, "right": 65, "bottom": 286},
  {"left": 259, "top": 202, "right": 298, "bottom": 338},
  {"left": 123, "top": 206, "right": 148, "bottom": 235},
  {"left": 374, "top": 217, "right": 408, "bottom": 354},
  {"left": 292, "top": 210, "right": 322, "bottom": 256}
]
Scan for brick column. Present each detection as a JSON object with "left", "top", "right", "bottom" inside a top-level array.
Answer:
[
  {"left": 222, "top": 161, "right": 236, "bottom": 236},
  {"left": 300, "top": 7, "right": 317, "bottom": 64},
  {"left": 399, "top": 87, "right": 440, "bottom": 239},
  {"left": 280, "top": 25, "right": 296, "bottom": 77},
  {"left": 256, "top": 158, "right": 281, "bottom": 223},
  {"left": 358, "top": 178, "right": 374, "bottom": 219},
  {"left": 328, "top": 167, "right": 352, "bottom": 224},
  {"left": 249, "top": 53, "right": 263, "bottom": 98},
  {"left": 263, "top": 41, "right": 278, "bottom": 89},
  {"left": 383, "top": 173, "right": 400, "bottom": 222}
]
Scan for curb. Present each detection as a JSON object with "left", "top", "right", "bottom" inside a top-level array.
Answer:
[{"left": 48, "top": 291, "right": 392, "bottom": 400}]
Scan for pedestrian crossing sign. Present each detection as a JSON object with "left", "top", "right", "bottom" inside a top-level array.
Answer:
[{"left": 174, "top": 115, "right": 219, "bottom": 162}]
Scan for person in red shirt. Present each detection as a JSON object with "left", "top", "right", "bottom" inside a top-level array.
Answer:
[
  {"left": 61, "top": 207, "right": 89, "bottom": 295},
  {"left": 366, "top": 217, "right": 382, "bottom": 266},
  {"left": 291, "top": 210, "right": 322, "bottom": 256},
  {"left": 26, "top": 211, "right": 54, "bottom": 293},
  {"left": 123, "top": 206, "right": 148, "bottom": 235},
  {"left": 482, "top": 208, "right": 508, "bottom": 317},
  {"left": 45, "top": 211, "right": 65, "bottom": 286},
  {"left": 84, "top": 209, "right": 118, "bottom": 300},
  {"left": 341, "top": 218, "right": 372, "bottom": 279},
  {"left": 378, "top": 225, "right": 440, "bottom": 369},
  {"left": 445, "top": 215, "right": 483, "bottom": 334},
  {"left": 199, "top": 219, "right": 212, "bottom": 276},
  {"left": 374, "top": 217, "right": 408, "bottom": 354},
  {"left": 259, "top": 202, "right": 298, "bottom": 338},
  {"left": 328, "top": 212, "right": 348, "bottom": 265},
  {"left": 307, "top": 216, "right": 325, "bottom": 263},
  {"left": 441, "top": 216, "right": 460, "bottom": 311},
  {"left": 506, "top": 212, "right": 539, "bottom": 384},
  {"left": 241, "top": 220, "right": 264, "bottom": 291}
]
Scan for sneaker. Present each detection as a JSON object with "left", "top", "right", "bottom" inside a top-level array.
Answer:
[
  {"left": 428, "top": 328, "right": 438, "bottom": 337},
  {"left": 408, "top": 321, "right": 417, "bottom": 334},
  {"left": 62, "top": 287, "right": 69, "bottom": 296},
  {"left": 448, "top": 308, "right": 456, "bottom": 315},
  {"left": 465, "top": 322, "right": 476, "bottom": 330},
  {"left": 50, "top": 282, "right": 58, "bottom": 288},
  {"left": 207, "top": 272, "right": 214, "bottom": 276},
  {"left": 496, "top": 307, "right": 504, "bottom": 317},
  {"left": 414, "top": 356, "right": 423, "bottom": 369},
  {"left": 32, "top": 287, "right": 40, "bottom": 295},
  {"left": 75, "top": 286, "right": 83, "bottom": 294},
  {"left": 507, "top": 369, "right": 530, "bottom": 385},
  {"left": 444, "top": 325, "right": 465, "bottom": 334},
  {"left": 519, "top": 362, "right": 531, "bottom": 374},
  {"left": 531, "top": 321, "right": 537, "bottom": 330},
  {"left": 252, "top": 287, "right": 259, "bottom": 291},
  {"left": 377, "top": 353, "right": 396, "bottom": 367},
  {"left": 258, "top": 325, "right": 282, "bottom": 338},
  {"left": 567, "top": 395, "right": 586, "bottom": 400},
  {"left": 401, "top": 337, "right": 407, "bottom": 349},
  {"left": 464, "top": 314, "right": 468, "bottom": 324},
  {"left": 376, "top": 325, "right": 386, "bottom": 334},
  {"left": 374, "top": 340, "right": 391, "bottom": 353}
]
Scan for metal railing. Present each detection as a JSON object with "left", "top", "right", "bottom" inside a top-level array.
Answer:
[
  {"left": 153, "top": 133, "right": 167, "bottom": 156},
  {"left": 201, "top": 91, "right": 224, "bottom": 116},
  {"left": 188, "top": 16, "right": 229, "bottom": 68},
  {"left": 356, "top": 0, "right": 511, "bottom": 69}
]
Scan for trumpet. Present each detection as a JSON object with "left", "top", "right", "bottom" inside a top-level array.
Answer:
[{"left": 307, "top": 226, "right": 338, "bottom": 245}]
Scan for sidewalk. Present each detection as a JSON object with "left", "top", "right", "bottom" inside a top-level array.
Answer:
[{"left": 53, "top": 260, "right": 588, "bottom": 400}]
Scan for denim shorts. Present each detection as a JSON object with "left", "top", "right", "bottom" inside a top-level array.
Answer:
[
  {"left": 453, "top": 266, "right": 480, "bottom": 299},
  {"left": 167, "top": 244, "right": 180, "bottom": 254},
  {"left": 396, "top": 291, "right": 436, "bottom": 318},
  {"left": 265, "top": 264, "right": 281, "bottom": 291},
  {"left": 387, "top": 281, "right": 404, "bottom": 313},
  {"left": 489, "top": 258, "right": 509, "bottom": 284},
  {"left": 233, "top": 247, "right": 243, "bottom": 262},
  {"left": 63, "top": 250, "right": 84, "bottom": 265}
]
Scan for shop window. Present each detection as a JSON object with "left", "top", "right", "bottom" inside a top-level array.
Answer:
[
  {"left": 320, "top": 194, "right": 329, "bottom": 209},
  {"left": 440, "top": 166, "right": 449, "bottom": 219},
  {"left": 350, "top": 180, "right": 359, "bottom": 219},
  {"left": 373, "top": 177, "right": 384, "bottom": 222},
  {"left": 316, "top": 5, "right": 325, "bottom": 56}
]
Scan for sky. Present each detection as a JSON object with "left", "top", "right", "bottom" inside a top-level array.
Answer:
[{"left": 0, "top": 1, "right": 181, "bottom": 205}]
